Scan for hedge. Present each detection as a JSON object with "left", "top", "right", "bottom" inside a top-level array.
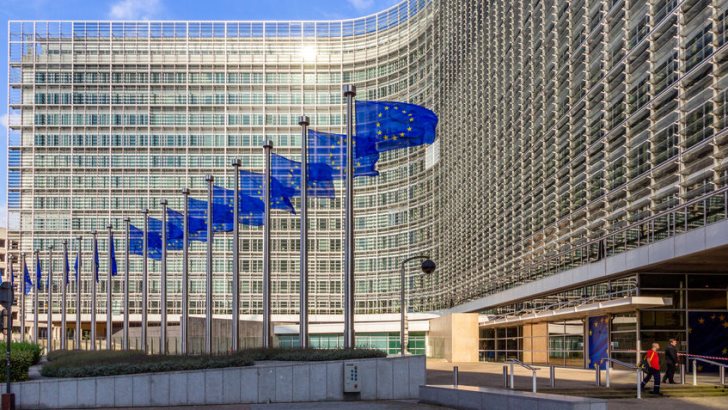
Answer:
[
  {"left": 41, "top": 348, "right": 387, "bottom": 378},
  {"left": 0, "top": 342, "right": 42, "bottom": 365},
  {"left": 0, "top": 349, "right": 36, "bottom": 382}
]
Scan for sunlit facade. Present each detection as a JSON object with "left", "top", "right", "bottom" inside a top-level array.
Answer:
[{"left": 6, "top": 0, "right": 439, "bottom": 347}]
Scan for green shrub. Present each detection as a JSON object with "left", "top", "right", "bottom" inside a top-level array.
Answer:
[
  {"left": 0, "top": 349, "right": 35, "bottom": 382},
  {"left": 41, "top": 347, "right": 387, "bottom": 378},
  {"left": 41, "top": 350, "right": 254, "bottom": 378},
  {"left": 0, "top": 342, "right": 42, "bottom": 365}
]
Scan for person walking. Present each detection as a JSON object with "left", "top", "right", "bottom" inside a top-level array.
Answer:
[
  {"left": 641, "top": 342, "right": 662, "bottom": 395},
  {"left": 663, "top": 338, "right": 678, "bottom": 384}
]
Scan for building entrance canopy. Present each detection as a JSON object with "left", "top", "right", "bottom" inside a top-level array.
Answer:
[{"left": 479, "top": 296, "right": 672, "bottom": 327}]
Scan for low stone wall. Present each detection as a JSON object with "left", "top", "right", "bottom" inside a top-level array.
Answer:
[
  {"left": 420, "top": 384, "right": 607, "bottom": 410},
  {"left": 12, "top": 355, "right": 425, "bottom": 409}
]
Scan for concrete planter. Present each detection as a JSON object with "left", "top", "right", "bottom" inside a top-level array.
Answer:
[{"left": 11, "top": 355, "right": 425, "bottom": 409}]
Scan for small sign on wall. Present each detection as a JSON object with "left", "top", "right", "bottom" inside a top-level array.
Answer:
[{"left": 344, "top": 362, "right": 360, "bottom": 392}]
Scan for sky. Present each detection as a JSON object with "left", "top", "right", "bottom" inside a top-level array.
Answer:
[{"left": 0, "top": 0, "right": 402, "bottom": 227}]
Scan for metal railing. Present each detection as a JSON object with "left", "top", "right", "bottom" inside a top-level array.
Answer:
[
  {"left": 598, "top": 358, "right": 643, "bottom": 399},
  {"left": 507, "top": 359, "right": 540, "bottom": 393},
  {"left": 687, "top": 357, "right": 727, "bottom": 386},
  {"left": 463, "top": 186, "right": 728, "bottom": 307}
]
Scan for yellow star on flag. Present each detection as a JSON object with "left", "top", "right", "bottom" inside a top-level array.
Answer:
[{"left": 698, "top": 318, "right": 705, "bottom": 324}]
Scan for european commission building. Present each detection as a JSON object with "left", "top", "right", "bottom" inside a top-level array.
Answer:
[{"left": 6, "top": 0, "right": 728, "bottom": 365}]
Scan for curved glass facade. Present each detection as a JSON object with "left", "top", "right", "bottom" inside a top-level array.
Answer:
[{"left": 6, "top": 0, "right": 439, "bottom": 326}]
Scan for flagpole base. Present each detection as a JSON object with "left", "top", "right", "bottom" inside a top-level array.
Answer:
[{"left": 2, "top": 393, "right": 16, "bottom": 410}]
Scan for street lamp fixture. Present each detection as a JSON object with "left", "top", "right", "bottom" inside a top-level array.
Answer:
[{"left": 400, "top": 256, "right": 436, "bottom": 356}]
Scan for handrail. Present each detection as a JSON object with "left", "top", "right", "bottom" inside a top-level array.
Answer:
[
  {"left": 507, "top": 358, "right": 540, "bottom": 372},
  {"left": 506, "top": 359, "right": 540, "bottom": 393},
  {"left": 597, "top": 358, "right": 642, "bottom": 399},
  {"left": 599, "top": 357, "right": 639, "bottom": 370},
  {"left": 690, "top": 357, "right": 728, "bottom": 368},
  {"left": 689, "top": 357, "right": 727, "bottom": 386}
]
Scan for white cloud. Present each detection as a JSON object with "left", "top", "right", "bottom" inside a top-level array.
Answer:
[
  {"left": 0, "top": 114, "right": 8, "bottom": 129},
  {"left": 348, "top": 0, "right": 375, "bottom": 11},
  {"left": 108, "top": 0, "right": 162, "bottom": 20}
]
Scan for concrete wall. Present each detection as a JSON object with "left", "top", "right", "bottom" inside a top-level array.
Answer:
[
  {"left": 11, "top": 355, "right": 425, "bottom": 409},
  {"left": 428, "top": 313, "right": 479, "bottom": 362}
]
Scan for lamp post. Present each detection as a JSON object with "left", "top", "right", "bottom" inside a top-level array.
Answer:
[{"left": 399, "top": 256, "right": 436, "bottom": 356}]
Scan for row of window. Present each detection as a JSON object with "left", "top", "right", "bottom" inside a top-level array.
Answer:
[
  {"left": 32, "top": 113, "right": 343, "bottom": 126},
  {"left": 33, "top": 92, "right": 345, "bottom": 106}
]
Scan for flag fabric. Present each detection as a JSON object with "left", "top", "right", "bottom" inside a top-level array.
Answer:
[
  {"left": 130, "top": 224, "right": 162, "bottom": 260},
  {"left": 109, "top": 233, "right": 118, "bottom": 276},
  {"left": 213, "top": 186, "right": 265, "bottom": 226},
  {"left": 167, "top": 207, "right": 207, "bottom": 240},
  {"left": 23, "top": 259, "right": 32, "bottom": 295},
  {"left": 271, "top": 153, "right": 336, "bottom": 199},
  {"left": 588, "top": 316, "right": 609, "bottom": 370},
  {"left": 64, "top": 247, "right": 70, "bottom": 285},
  {"left": 239, "top": 169, "right": 296, "bottom": 214},
  {"left": 187, "top": 197, "right": 234, "bottom": 241},
  {"left": 35, "top": 253, "right": 42, "bottom": 290},
  {"left": 74, "top": 251, "right": 80, "bottom": 281},
  {"left": 355, "top": 100, "right": 438, "bottom": 153},
  {"left": 308, "top": 129, "right": 379, "bottom": 178},
  {"left": 93, "top": 237, "right": 100, "bottom": 283},
  {"left": 149, "top": 217, "right": 183, "bottom": 251}
]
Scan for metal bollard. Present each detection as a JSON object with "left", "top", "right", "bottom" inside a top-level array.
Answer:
[
  {"left": 549, "top": 365, "right": 555, "bottom": 388},
  {"left": 605, "top": 363, "right": 610, "bottom": 388},
  {"left": 595, "top": 364, "right": 601, "bottom": 386},
  {"left": 509, "top": 363, "right": 515, "bottom": 390},
  {"left": 680, "top": 363, "right": 686, "bottom": 384},
  {"left": 720, "top": 366, "right": 725, "bottom": 386},
  {"left": 503, "top": 365, "right": 509, "bottom": 388},
  {"left": 531, "top": 369, "right": 537, "bottom": 393},
  {"left": 693, "top": 360, "right": 697, "bottom": 386},
  {"left": 452, "top": 366, "right": 459, "bottom": 387},
  {"left": 636, "top": 369, "right": 641, "bottom": 399}
]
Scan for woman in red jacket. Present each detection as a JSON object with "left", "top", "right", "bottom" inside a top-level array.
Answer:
[{"left": 641, "top": 343, "right": 662, "bottom": 395}]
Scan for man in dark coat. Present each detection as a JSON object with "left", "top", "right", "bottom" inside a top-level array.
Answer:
[{"left": 662, "top": 338, "right": 679, "bottom": 384}]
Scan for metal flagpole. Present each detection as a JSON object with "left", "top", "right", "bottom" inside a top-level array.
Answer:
[
  {"left": 20, "top": 253, "right": 25, "bottom": 342},
  {"left": 33, "top": 250, "right": 39, "bottom": 345},
  {"left": 61, "top": 241, "right": 68, "bottom": 350},
  {"left": 205, "top": 175, "right": 214, "bottom": 354},
  {"left": 181, "top": 189, "right": 190, "bottom": 354},
  {"left": 106, "top": 224, "right": 113, "bottom": 350},
  {"left": 142, "top": 209, "right": 149, "bottom": 353},
  {"left": 263, "top": 140, "right": 272, "bottom": 349},
  {"left": 160, "top": 200, "right": 168, "bottom": 354},
  {"left": 75, "top": 237, "right": 82, "bottom": 349},
  {"left": 123, "top": 218, "right": 130, "bottom": 350},
  {"left": 232, "top": 160, "right": 241, "bottom": 351},
  {"left": 298, "top": 115, "right": 310, "bottom": 349},
  {"left": 342, "top": 84, "right": 356, "bottom": 349},
  {"left": 47, "top": 246, "right": 54, "bottom": 352},
  {"left": 91, "top": 231, "right": 97, "bottom": 351},
  {"left": 8, "top": 256, "right": 15, "bottom": 341}
]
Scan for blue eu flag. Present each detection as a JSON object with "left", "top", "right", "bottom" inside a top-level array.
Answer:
[
  {"left": 149, "top": 217, "right": 182, "bottom": 251},
  {"left": 74, "top": 251, "right": 80, "bottom": 281},
  {"left": 109, "top": 233, "right": 118, "bottom": 276},
  {"left": 35, "top": 253, "right": 43, "bottom": 290},
  {"left": 130, "top": 224, "right": 162, "bottom": 261},
  {"left": 213, "top": 186, "right": 265, "bottom": 226},
  {"left": 187, "top": 198, "right": 234, "bottom": 242},
  {"left": 23, "top": 259, "right": 32, "bottom": 295},
  {"left": 64, "top": 247, "right": 70, "bottom": 285},
  {"left": 167, "top": 207, "right": 206, "bottom": 240},
  {"left": 93, "top": 237, "right": 100, "bottom": 283},
  {"left": 271, "top": 153, "right": 336, "bottom": 199},
  {"left": 355, "top": 100, "right": 438, "bottom": 153},
  {"left": 239, "top": 169, "right": 296, "bottom": 214},
  {"left": 308, "top": 129, "right": 379, "bottom": 178}
]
